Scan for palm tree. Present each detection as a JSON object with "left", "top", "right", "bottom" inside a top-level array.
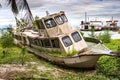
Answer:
[
  {"left": 1, "top": 0, "right": 33, "bottom": 22},
  {"left": 0, "top": 4, "right": 1, "bottom": 7}
]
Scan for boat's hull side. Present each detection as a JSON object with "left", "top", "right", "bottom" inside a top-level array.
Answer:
[
  {"left": 63, "top": 56, "right": 100, "bottom": 68},
  {"left": 27, "top": 47, "right": 101, "bottom": 68}
]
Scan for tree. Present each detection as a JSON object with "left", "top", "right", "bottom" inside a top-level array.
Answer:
[
  {"left": 0, "top": 26, "right": 14, "bottom": 57},
  {"left": 0, "top": 0, "right": 33, "bottom": 23}
]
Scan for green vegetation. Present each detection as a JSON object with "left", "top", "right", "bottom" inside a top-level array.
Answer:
[
  {"left": 88, "top": 29, "right": 111, "bottom": 43},
  {"left": 0, "top": 28, "right": 13, "bottom": 57},
  {"left": 84, "top": 37, "right": 100, "bottom": 43},
  {"left": 0, "top": 39, "right": 119, "bottom": 80},
  {"left": 88, "top": 28, "right": 96, "bottom": 38},
  {"left": 104, "top": 39, "right": 120, "bottom": 51},
  {"left": 96, "top": 39, "right": 120, "bottom": 79},
  {"left": 0, "top": 45, "right": 38, "bottom": 64},
  {"left": 36, "top": 47, "right": 78, "bottom": 57},
  {"left": 0, "top": 29, "right": 120, "bottom": 79},
  {"left": 97, "top": 30, "right": 111, "bottom": 43}
]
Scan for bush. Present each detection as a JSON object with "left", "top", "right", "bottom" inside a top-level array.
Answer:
[
  {"left": 0, "top": 31, "right": 13, "bottom": 48},
  {"left": 79, "top": 30, "right": 84, "bottom": 37},
  {"left": 97, "top": 56, "right": 119, "bottom": 76},
  {"left": 0, "top": 28, "right": 14, "bottom": 57},
  {"left": 84, "top": 37, "right": 100, "bottom": 43},
  {"left": 97, "top": 30, "right": 111, "bottom": 43},
  {"left": 88, "top": 28, "right": 96, "bottom": 38}
]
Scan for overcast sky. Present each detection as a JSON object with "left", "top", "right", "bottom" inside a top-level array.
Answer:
[{"left": 0, "top": 0, "right": 120, "bottom": 27}]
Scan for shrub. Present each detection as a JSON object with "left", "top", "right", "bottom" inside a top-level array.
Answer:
[
  {"left": 97, "top": 56, "right": 119, "bottom": 76},
  {"left": 88, "top": 28, "right": 96, "bottom": 38},
  {"left": 97, "top": 30, "right": 111, "bottom": 43},
  {"left": 0, "top": 28, "right": 14, "bottom": 57},
  {"left": 84, "top": 37, "right": 100, "bottom": 43},
  {"left": 79, "top": 30, "right": 84, "bottom": 37}
]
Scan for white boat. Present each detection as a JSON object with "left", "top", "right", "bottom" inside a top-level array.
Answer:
[
  {"left": 80, "top": 21, "right": 103, "bottom": 31},
  {"left": 13, "top": 11, "right": 119, "bottom": 68},
  {"left": 104, "top": 20, "right": 119, "bottom": 30}
]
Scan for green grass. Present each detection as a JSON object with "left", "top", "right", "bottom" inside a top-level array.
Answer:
[
  {"left": 104, "top": 39, "right": 120, "bottom": 52},
  {"left": 37, "top": 47, "right": 78, "bottom": 57},
  {"left": 0, "top": 39, "right": 120, "bottom": 80},
  {"left": 0, "top": 45, "right": 39, "bottom": 64},
  {"left": 96, "top": 39, "right": 120, "bottom": 78}
]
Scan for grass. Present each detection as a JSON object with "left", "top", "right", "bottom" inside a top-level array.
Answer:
[
  {"left": 0, "top": 39, "right": 120, "bottom": 80},
  {"left": 96, "top": 39, "right": 120, "bottom": 79},
  {"left": 104, "top": 39, "right": 120, "bottom": 52},
  {"left": 36, "top": 47, "right": 78, "bottom": 57},
  {"left": 0, "top": 45, "right": 40, "bottom": 64}
]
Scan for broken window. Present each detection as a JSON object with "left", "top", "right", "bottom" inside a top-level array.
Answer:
[
  {"left": 62, "top": 36, "right": 73, "bottom": 47},
  {"left": 51, "top": 39, "right": 60, "bottom": 48},
  {"left": 55, "top": 15, "right": 64, "bottom": 25},
  {"left": 72, "top": 32, "right": 82, "bottom": 42},
  {"left": 44, "top": 18, "right": 57, "bottom": 28}
]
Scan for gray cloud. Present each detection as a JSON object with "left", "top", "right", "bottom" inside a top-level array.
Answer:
[{"left": 0, "top": 0, "right": 120, "bottom": 26}]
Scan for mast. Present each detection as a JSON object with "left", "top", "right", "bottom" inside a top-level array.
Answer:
[
  {"left": 111, "top": 16, "right": 113, "bottom": 21},
  {"left": 85, "top": 12, "right": 87, "bottom": 23},
  {"left": 46, "top": 11, "right": 49, "bottom": 16}
]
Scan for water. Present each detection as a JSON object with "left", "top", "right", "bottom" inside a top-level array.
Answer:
[{"left": 81, "top": 31, "right": 120, "bottom": 39}]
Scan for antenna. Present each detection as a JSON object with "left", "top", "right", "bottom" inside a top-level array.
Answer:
[
  {"left": 111, "top": 16, "right": 113, "bottom": 21},
  {"left": 46, "top": 11, "right": 49, "bottom": 16},
  {"left": 85, "top": 12, "right": 87, "bottom": 23}
]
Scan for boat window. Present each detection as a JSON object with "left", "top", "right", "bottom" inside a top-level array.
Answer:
[
  {"left": 62, "top": 36, "right": 73, "bottom": 47},
  {"left": 54, "top": 15, "right": 64, "bottom": 25},
  {"left": 71, "top": 32, "right": 82, "bottom": 42},
  {"left": 23, "top": 37, "right": 26, "bottom": 44},
  {"left": 36, "top": 20, "right": 45, "bottom": 29},
  {"left": 51, "top": 39, "right": 60, "bottom": 48},
  {"left": 44, "top": 18, "right": 57, "bottom": 28},
  {"left": 44, "top": 39, "right": 51, "bottom": 48},
  {"left": 40, "top": 40, "right": 44, "bottom": 47},
  {"left": 14, "top": 35, "right": 17, "bottom": 39},
  {"left": 34, "top": 38, "right": 39, "bottom": 45},
  {"left": 61, "top": 14, "right": 68, "bottom": 22},
  {"left": 28, "top": 37, "right": 38, "bottom": 45},
  {"left": 28, "top": 37, "right": 32, "bottom": 44},
  {"left": 14, "top": 35, "right": 22, "bottom": 40}
]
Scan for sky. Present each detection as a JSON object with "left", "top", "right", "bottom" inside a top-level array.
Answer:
[{"left": 0, "top": 0, "right": 120, "bottom": 28}]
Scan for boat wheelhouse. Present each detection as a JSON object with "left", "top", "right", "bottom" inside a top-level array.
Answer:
[{"left": 14, "top": 11, "right": 87, "bottom": 53}]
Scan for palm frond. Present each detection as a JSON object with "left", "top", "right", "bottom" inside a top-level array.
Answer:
[
  {"left": 6, "top": 0, "right": 18, "bottom": 15},
  {"left": 0, "top": 3, "right": 2, "bottom": 8},
  {"left": 6, "top": 0, "right": 34, "bottom": 23},
  {"left": 21, "top": 0, "right": 34, "bottom": 21}
]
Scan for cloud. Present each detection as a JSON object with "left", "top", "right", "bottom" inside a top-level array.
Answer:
[
  {"left": 0, "top": 0, "right": 120, "bottom": 26},
  {"left": 27, "top": 0, "right": 120, "bottom": 15}
]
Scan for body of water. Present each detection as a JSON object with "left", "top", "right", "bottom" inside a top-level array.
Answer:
[{"left": 81, "top": 31, "right": 120, "bottom": 39}]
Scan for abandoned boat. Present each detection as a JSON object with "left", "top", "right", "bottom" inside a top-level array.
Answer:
[
  {"left": 80, "top": 21, "right": 103, "bottom": 31},
  {"left": 103, "top": 20, "right": 119, "bottom": 31},
  {"left": 13, "top": 11, "right": 119, "bottom": 68}
]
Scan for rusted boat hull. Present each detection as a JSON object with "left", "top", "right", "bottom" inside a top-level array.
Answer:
[{"left": 27, "top": 47, "right": 102, "bottom": 68}]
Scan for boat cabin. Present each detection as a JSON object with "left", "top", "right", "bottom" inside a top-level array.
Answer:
[
  {"left": 106, "top": 20, "right": 118, "bottom": 27},
  {"left": 90, "top": 21, "right": 103, "bottom": 30},
  {"left": 80, "top": 21, "right": 91, "bottom": 30},
  {"left": 14, "top": 11, "right": 88, "bottom": 53},
  {"left": 104, "top": 20, "right": 119, "bottom": 30},
  {"left": 36, "top": 11, "right": 72, "bottom": 37}
]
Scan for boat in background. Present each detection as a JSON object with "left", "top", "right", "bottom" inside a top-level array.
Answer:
[
  {"left": 80, "top": 20, "right": 103, "bottom": 31},
  {"left": 13, "top": 11, "right": 119, "bottom": 69},
  {"left": 103, "top": 19, "right": 119, "bottom": 31}
]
